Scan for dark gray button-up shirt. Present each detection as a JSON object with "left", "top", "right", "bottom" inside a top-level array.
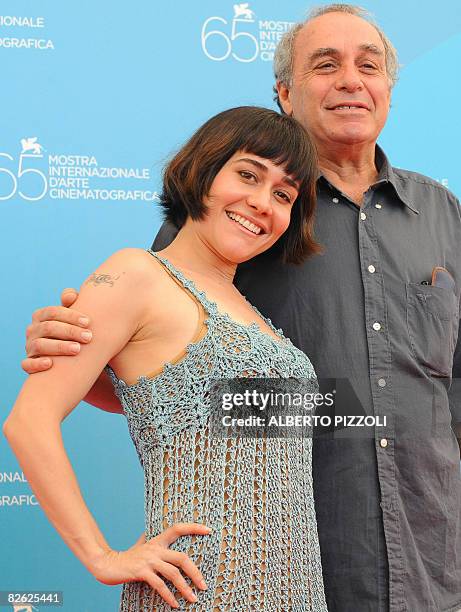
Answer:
[{"left": 152, "top": 147, "right": 461, "bottom": 612}]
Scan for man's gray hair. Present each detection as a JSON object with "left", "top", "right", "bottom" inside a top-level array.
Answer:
[{"left": 273, "top": 4, "right": 399, "bottom": 111}]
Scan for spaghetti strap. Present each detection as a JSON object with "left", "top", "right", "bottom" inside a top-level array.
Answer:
[{"left": 147, "top": 249, "right": 218, "bottom": 315}]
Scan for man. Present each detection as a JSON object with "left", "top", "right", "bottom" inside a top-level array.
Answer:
[{"left": 22, "top": 5, "right": 461, "bottom": 611}]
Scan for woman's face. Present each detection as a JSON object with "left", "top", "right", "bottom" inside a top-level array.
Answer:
[{"left": 196, "top": 151, "right": 300, "bottom": 263}]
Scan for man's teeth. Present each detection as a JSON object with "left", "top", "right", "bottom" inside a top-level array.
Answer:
[
  {"left": 334, "top": 105, "right": 363, "bottom": 110},
  {"left": 226, "top": 211, "right": 262, "bottom": 235}
]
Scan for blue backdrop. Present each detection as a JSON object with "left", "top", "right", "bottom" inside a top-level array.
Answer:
[{"left": 1, "top": 1, "right": 461, "bottom": 610}]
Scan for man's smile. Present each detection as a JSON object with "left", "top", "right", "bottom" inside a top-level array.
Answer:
[{"left": 326, "top": 102, "right": 370, "bottom": 112}]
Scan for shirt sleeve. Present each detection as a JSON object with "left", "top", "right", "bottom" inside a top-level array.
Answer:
[
  {"left": 449, "top": 316, "right": 461, "bottom": 427},
  {"left": 448, "top": 192, "right": 461, "bottom": 428},
  {"left": 151, "top": 220, "right": 179, "bottom": 250}
]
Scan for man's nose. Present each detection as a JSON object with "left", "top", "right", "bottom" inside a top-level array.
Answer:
[{"left": 334, "top": 65, "right": 363, "bottom": 92}]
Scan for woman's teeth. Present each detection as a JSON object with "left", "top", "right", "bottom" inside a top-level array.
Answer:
[{"left": 226, "top": 211, "right": 262, "bottom": 235}]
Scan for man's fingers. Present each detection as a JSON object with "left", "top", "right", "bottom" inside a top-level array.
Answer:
[
  {"left": 35, "top": 320, "right": 92, "bottom": 343},
  {"left": 21, "top": 357, "right": 52, "bottom": 374},
  {"left": 156, "top": 523, "right": 212, "bottom": 547},
  {"left": 163, "top": 549, "right": 207, "bottom": 590},
  {"left": 31, "top": 305, "right": 90, "bottom": 328},
  {"left": 26, "top": 338, "right": 82, "bottom": 358},
  {"left": 61, "top": 288, "right": 79, "bottom": 308}
]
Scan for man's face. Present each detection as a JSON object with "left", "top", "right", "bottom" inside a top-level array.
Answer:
[{"left": 278, "top": 12, "right": 391, "bottom": 150}]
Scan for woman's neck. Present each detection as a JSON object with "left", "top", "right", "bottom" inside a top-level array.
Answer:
[{"left": 159, "top": 222, "right": 237, "bottom": 286}]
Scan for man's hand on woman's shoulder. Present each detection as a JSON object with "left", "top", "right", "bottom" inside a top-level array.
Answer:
[{"left": 23, "top": 287, "right": 88, "bottom": 373}]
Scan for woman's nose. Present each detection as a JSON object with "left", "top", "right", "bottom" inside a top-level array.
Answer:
[{"left": 246, "top": 190, "right": 272, "bottom": 214}]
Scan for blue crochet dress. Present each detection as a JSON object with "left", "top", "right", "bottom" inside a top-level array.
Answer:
[{"left": 106, "top": 250, "right": 327, "bottom": 611}]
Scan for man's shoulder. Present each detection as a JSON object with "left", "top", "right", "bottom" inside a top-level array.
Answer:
[{"left": 392, "top": 165, "right": 459, "bottom": 205}]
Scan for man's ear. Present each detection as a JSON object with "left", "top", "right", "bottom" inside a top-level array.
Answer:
[{"left": 276, "top": 81, "right": 293, "bottom": 116}]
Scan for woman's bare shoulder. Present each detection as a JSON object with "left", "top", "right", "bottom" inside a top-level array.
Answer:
[
  {"left": 72, "top": 248, "right": 167, "bottom": 329},
  {"left": 85, "top": 248, "right": 164, "bottom": 288}
]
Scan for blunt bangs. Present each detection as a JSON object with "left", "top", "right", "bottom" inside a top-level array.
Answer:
[
  {"left": 223, "top": 111, "right": 316, "bottom": 188},
  {"left": 160, "top": 106, "right": 320, "bottom": 264}
]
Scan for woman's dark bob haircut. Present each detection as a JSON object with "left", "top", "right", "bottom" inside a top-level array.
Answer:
[{"left": 160, "top": 106, "right": 320, "bottom": 264}]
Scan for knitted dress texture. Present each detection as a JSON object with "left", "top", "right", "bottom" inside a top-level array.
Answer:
[{"left": 106, "top": 250, "right": 327, "bottom": 611}]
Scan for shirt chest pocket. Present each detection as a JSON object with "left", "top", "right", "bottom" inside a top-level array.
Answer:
[{"left": 406, "top": 283, "right": 460, "bottom": 377}]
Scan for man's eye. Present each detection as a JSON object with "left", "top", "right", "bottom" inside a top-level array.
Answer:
[
  {"left": 317, "top": 62, "right": 335, "bottom": 70},
  {"left": 362, "top": 63, "right": 377, "bottom": 70}
]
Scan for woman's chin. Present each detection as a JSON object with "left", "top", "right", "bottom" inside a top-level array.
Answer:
[{"left": 217, "top": 240, "right": 275, "bottom": 264}]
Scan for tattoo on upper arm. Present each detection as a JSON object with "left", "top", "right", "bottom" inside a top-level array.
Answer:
[{"left": 85, "top": 273, "right": 121, "bottom": 287}]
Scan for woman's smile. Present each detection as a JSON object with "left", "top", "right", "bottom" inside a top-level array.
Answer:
[{"left": 225, "top": 210, "right": 266, "bottom": 236}]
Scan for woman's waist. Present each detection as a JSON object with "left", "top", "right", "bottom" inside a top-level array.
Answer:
[{"left": 143, "top": 438, "right": 314, "bottom": 531}]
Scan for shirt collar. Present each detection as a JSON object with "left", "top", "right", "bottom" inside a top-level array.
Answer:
[
  {"left": 374, "top": 145, "right": 419, "bottom": 214},
  {"left": 317, "top": 145, "right": 419, "bottom": 214}
]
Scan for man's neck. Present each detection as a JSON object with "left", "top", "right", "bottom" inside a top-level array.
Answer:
[{"left": 317, "top": 143, "right": 379, "bottom": 206}]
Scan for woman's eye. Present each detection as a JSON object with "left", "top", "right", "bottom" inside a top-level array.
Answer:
[
  {"left": 274, "top": 190, "right": 292, "bottom": 204},
  {"left": 239, "top": 170, "right": 257, "bottom": 181}
]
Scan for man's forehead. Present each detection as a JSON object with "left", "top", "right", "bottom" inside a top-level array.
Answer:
[{"left": 296, "top": 12, "right": 385, "bottom": 56}]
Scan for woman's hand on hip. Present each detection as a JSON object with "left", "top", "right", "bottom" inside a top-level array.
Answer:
[{"left": 93, "top": 523, "right": 211, "bottom": 609}]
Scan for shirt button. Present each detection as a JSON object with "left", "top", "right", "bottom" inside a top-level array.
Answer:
[
  {"left": 373, "top": 322, "right": 382, "bottom": 331},
  {"left": 360, "top": 212, "right": 367, "bottom": 220},
  {"left": 368, "top": 265, "right": 376, "bottom": 273},
  {"left": 378, "top": 378, "right": 387, "bottom": 387},
  {"left": 375, "top": 203, "right": 382, "bottom": 209},
  {"left": 380, "top": 438, "right": 388, "bottom": 448},
  {"left": 332, "top": 197, "right": 339, "bottom": 203}
]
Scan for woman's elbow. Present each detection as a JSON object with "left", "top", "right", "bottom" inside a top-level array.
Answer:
[
  {"left": 3, "top": 411, "right": 27, "bottom": 443},
  {"left": 2, "top": 415, "right": 12, "bottom": 440},
  {"left": 2, "top": 413, "right": 26, "bottom": 449},
  {"left": 3, "top": 409, "right": 52, "bottom": 446}
]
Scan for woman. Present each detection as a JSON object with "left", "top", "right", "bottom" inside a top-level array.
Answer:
[{"left": 4, "top": 106, "right": 327, "bottom": 611}]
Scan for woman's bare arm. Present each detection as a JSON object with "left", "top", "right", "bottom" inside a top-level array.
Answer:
[
  {"left": 4, "top": 249, "right": 146, "bottom": 569},
  {"left": 4, "top": 248, "right": 210, "bottom": 607},
  {"left": 22, "top": 289, "right": 122, "bottom": 413}
]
